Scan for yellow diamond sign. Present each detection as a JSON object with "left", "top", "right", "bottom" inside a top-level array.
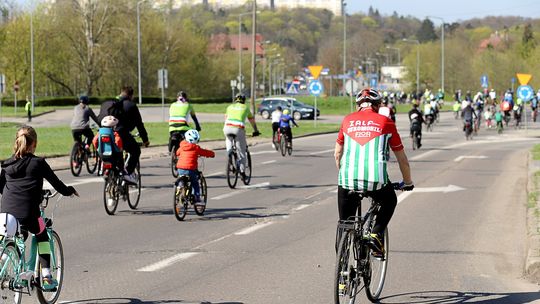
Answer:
[
  {"left": 308, "top": 65, "right": 323, "bottom": 80},
  {"left": 516, "top": 73, "right": 533, "bottom": 85}
]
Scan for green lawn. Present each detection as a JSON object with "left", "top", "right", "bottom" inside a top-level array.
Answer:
[
  {"left": 533, "top": 144, "right": 540, "bottom": 161},
  {"left": 0, "top": 106, "right": 61, "bottom": 118},
  {"left": 0, "top": 121, "right": 339, "bottom": 160}
]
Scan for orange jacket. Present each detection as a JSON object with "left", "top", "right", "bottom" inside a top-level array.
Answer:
[
  {"left": 92, "top": 132, "right": 123, "bottom": 151},
  {"left": 176, "top": 141, "right": 215, "bottom": 170}
]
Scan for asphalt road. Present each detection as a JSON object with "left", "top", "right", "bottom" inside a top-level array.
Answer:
[{"left": 11, "top": 112, "right": 540, "bottom": 303}]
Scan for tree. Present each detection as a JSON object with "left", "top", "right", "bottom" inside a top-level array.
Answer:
[
  {"left": 416, "top": 18, "right": 437, "bottom": 42},
  {"left": 521, "top": 23, "right": 536, "bottom": 58}
]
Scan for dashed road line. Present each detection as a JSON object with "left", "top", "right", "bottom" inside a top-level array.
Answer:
[
  {"left": 234, "top": 222, "right": 274, "bottom": 235},
  {"left": 137, "top": 252, "right": 200, "bottom": 272},
  {"left": 309, "top": 149, "right": 334, "bottom": 155},
  {"left": 262, "top": 160, "right": 276, "bottom": 165}
]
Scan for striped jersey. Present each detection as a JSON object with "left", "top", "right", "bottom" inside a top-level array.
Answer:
[
  {"left": 225, "top": 103, "right": 253, "bottom": 129},
  {"left": 336, "top": 108, "right": 404, "bottom": 191}
]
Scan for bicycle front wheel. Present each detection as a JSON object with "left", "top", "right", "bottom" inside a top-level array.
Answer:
[
  {"left": 364, "top": 228, "right": 389, "bottom": 302},
  {"left": 103, "top": 175, "right": 119, "bottom": 215},
  {"left": 226, "top": 152, "right": 238, "bottom": 189},
  {"left": 334, "top": 230, "right": 358, "bottom": 304},
  {"left": 37, "top": 231, "right": 64, "bottom": 304},
  {"left": 0, "top": 243, "right": 22, "bottom": 304},
  {"left": 127, "top": 162, "right": 141, "bottom": 209},
  {"left": 69, "top": 144, "right": 82, "bottom": 177},
  {"left": 195, "top": 174, "right": 207, "bottom": 216},
  {"left": 86, "top": 144, "right": 98, "bottom": 174},
  {"left": 242, "top": 151, "right": 252, "bottom": 185}
]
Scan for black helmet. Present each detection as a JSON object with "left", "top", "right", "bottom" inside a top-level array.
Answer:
[
  {"left": 355, "top": 88, "right": 382, "bottom": 106},
  {"left": 177, "top": 91, "right": 187, "bottom": 99},
  {"left": 235, "top": 94, "right": 246, "bottom": 103},
  {"left": 79, "top": 95, "right": 89, "bottom": 105}
]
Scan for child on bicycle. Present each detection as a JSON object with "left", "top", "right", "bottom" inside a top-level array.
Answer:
[
  {"left": 0, "top": 126, "right": 79, "bottom": 290},
  {"left": 70, "top": 95, "right": 99, "bottom": 151},
  {"left": 93, "top": 115, "right": 124, "bottom": 172},
  {"left": 279, "top": 109, "right": 299, "bottom": 148},
  {"left": 175, "top": 129, "right": 215, "bottom": 206}
]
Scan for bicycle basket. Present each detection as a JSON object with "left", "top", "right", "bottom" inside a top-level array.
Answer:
[{"left": 0, "top": 213, "right": 20, "bottom": 239}]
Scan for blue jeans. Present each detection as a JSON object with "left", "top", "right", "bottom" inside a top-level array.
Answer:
[{"left": 177, "top": 169, "right": 200, "bottom": 197}]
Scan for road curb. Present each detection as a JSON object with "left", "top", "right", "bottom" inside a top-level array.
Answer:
[
  {"left": 45, "top": 131, "right": 337, "bottom": 171},
  {"left": 525, "top": 152, "right": 540, "bottom": 284}
]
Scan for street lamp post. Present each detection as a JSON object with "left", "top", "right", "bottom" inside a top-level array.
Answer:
[
  {"left": 237, "top": 12, "right": 252, "bottom": 92},
  {"left": 137, "top": 0, "right": 146, "bottom": 105},
  {"left": 342, "top": 1, "right": 347, "bottom": 99},
  {"left": 30, "top": 7, "right": 35, "bottom": 112},
  {"left": 427, "top": 16, "right": 445, "bottom": 93},
  {"left": 403, "top": 39, "right": 420, "bottom": 95}
]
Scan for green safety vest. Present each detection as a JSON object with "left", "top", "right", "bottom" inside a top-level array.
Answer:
[
  {"left": 169, "top": 102, "right": 193, "bottom": 132},
  {"left": 224, "top": 103, "right": 253, "bottom": 129},
  {"left": 25, "top": 102, "right": 31, "bottom": 112}
]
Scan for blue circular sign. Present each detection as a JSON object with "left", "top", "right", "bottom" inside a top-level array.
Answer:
[
  {"left": 517, "top": 85, "right": 534, "bottom": 101},
  {"left": 309, "top": 80, "right": 323, "bottom": 96}
]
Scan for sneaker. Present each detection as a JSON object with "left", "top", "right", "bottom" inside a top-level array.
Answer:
[
  {"left": 368, "top": 233, "right": 385, "bottom": 257},
  {"left": 123, "top": 172, "right": 138, "bottom": 185},
  {"left": 272, "top": 143, "right": 276, "bottom": 149},
  {"left": 42, "top": 275, "right": 58, "bottom": 290},
  {"left": 194, "top": 196, "right": 206, "bottom": 207}
]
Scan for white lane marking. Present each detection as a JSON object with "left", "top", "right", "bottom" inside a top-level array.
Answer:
[
  {"left": 454, "top": 155, "right": 488, "bottom": 162},
  {"left": 137, "top": 252, "right": 200, "bottom": 272},
  {"left": 211, "top": 182, "right": 271, "bottom": 200},
  {"left": 43, "top": 177, "right": 103, "bottom": 189},
  {"left": 250, "top": 150, "right": 276, "bottom": 155},
  {"left": 397, "top": 185, "right": 465, "bottom": 204},
  {"left": 309, "top": 149, "right": 334, "bottom": 155},
  {"left": 262, "top": 160, "right": 276, "bottom": 165},
  {"left": 295, "top": 204, "right": 310, "bottom": 211},
  {"left": 205, "top": 171, "right": 224, "bottom": 177},
  {"left": 234, "top": 222, "right": 273, "bottom": 235}
]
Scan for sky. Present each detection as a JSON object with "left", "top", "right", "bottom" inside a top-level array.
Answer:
[{"left": 347, "top": 0, "right": 540, "bottom": 23}]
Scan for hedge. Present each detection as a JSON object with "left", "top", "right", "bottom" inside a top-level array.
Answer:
[{"left": 0, "top": 96, "right": 231, "bottom": 107}]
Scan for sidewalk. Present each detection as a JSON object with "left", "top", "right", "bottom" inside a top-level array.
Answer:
[{"left": 526, "top": 145, "right": 540, "bottom": 284}]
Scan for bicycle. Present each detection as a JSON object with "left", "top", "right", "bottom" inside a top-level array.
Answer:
[
  {"left": 102, "top": 148, "right": 141, "bottom": 216},
  {"left": 0, "top": 190, "right": 65, "bottom": 304},
  {"left": 69, "top": 138, "right": 98, "bottom": 177},
  {"left": 173, "top": 170, "right": 207, "bottom": 221},
  {"left": 334, "top": 183, "right": 402, "bottom": 304},
  {"left": 279, "top": 128, "right": 293, "bottom": 157},
  {"left": 464, "top": 120, "right": 473, "bottom": 140},
  {"left": 272, "top": 129, "right": 281, "bottom": 152},
  {"left": 169, "top": 131, "right": 186, "bottom": 178},
  {"left": 226, "top": 134, "right": 252, "bottom": 189},
  {"left": 496, "top": 120, "right": 504, "bottom": 134},
  {"left": 424, "top": 115, "right": 434, "bottom": 132}
]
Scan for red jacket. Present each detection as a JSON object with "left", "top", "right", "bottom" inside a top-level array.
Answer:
[{"left": 176, "top": 141, "right": 215, "bottom": 170}]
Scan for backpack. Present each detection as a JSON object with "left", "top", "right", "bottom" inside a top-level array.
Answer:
[
  {"left": 104, "top": 100, "right": 125, "bottom": 124},
  {"left": 97, "top": 127, "right": 120, "bottom": 162}
]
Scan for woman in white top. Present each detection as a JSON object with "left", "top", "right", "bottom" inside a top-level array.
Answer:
[{"left": 271, "top": 106, "right": 283, "bottom": 149}]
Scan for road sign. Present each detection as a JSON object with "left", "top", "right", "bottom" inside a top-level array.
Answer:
[
  {"left": 230, "top": 79, "right": 237, "bottom": 88},
  {"left": 345, "top": 79, "right": 359, "bottom": 95},
  {"left": 286, "top": 83, "right": 299, "bottom": 95},
  {"left": 321, "top": 68, "right": 330, "bottom": 76},
  {"left": 157, "top": 69, "right": 168, "bottom": 89},
  {"left": 308, "top": 80, "right": 323, "bottom": 96},
  {"left": 308, "top": 65, "right": 323, "bottom": 80},
  {"left": 481, "top": 75, "right": 489, "bottom": 88},
  {"left": 516, "top": 73, "right": 532, "bottom": 85},
  {"left": 517, "top": 85, "right": 534, "bottom": 101},
  {"left": 13, "top": 81, "right": 19, "bottom": 92},
  {"left": 237, "top": 75, "right": 244, "bottom": 82},
  {"left": 237, "top": 82, "right": 245, "bottom": 91}
]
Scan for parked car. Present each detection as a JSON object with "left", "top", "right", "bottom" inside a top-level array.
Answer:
[{"left": 257, "top": 97, "right": 320, "bottom": 120}]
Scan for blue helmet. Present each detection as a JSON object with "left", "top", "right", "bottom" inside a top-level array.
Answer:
[
  {"left": 79, "top": 95, "right": 89, "bottom": 104},
  {"left": 184, "top": 129, "right": 200, "bottom": 144}
]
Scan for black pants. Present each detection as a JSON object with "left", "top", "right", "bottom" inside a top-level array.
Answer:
[
  {"left": 19, "top": 217, "right": 50, "bottom": 269},
  {"left": 337, "top": 184, "right": 397, "bottom": 235},
  {"left": 72, "top": 128, "right": 94, "bottom": 146},
  {"left": 120, "top": 132, "right": 140, "bottom": 174},
  {"left": 27, "top": 110, "right": 31, "bottom": 122},
  {"left": 281, "top": 127, "right": 293, "bottom": 143},
  {"left": 168, "top": 130, "right": 187, "bottom": 153},
  {"left": 410, "top": 126, "right": 422, "bottom": 146},
  {"left": 272, "top": 122, "right": 280, "bottom": 139}
]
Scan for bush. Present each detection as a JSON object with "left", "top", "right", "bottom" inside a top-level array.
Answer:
[{"left": 0, "top": 96, "right": 232, "bottom": 107}]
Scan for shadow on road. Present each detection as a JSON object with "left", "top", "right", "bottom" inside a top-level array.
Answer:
[
  {"left": 61, "top": 298, "right": 243, "bottom": 304},
  {"left": 116, "top": 206, "right": 286, "bottom": 221},
  {"left": 267, "top": 183, "right": 334, "bottom": 190},
  {"left": 380, "top": 290, "right": 540, "bottom": 304}
]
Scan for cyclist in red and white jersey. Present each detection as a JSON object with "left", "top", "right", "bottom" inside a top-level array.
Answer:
[{"left": 334, "top": 88, "right": 414, "bottom": 255}]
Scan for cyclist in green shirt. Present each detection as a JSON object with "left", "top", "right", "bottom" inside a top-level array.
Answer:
[
  {"left": 223, "top": 94, "right": 260, "bottom": 176},
  {"left": 168, "top": 91, "right": 201, "bottom": 153}
]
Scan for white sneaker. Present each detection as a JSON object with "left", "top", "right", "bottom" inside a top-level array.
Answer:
[{"left": 123, "top": 173, "right": 138, "bottom": 184}]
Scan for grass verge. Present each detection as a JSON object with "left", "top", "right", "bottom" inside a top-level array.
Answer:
[{"left": 0, "top": 121, "right": 339, "bottom": 159}]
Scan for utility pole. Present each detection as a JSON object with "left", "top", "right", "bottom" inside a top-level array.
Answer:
[{"left": 250, "top": 0, "right": 257, "bottom": 116}]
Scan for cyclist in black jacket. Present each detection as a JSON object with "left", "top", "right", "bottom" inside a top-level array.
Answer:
[
  {"left": 98, "top": 86, "right": 150, "bottom": 184},
  {"left": 0, "top": 126, "right": 78, "bottom": 289}
]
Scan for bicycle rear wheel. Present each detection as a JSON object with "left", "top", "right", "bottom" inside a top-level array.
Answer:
[
  {"left": 86, "top": 144, "right": 98, "bottom": 174},
  {"left": 0, "top": 243, "right": 22, "bottom": 304},
  {"left": 127, "top": 162, "right": 141, "bottom": 209},
  {"left": 194, "top": 174, "right": 207, "bottom": 216},
  {"left": 364, "top": 228, "right": 389, "bottom": 302},
  {"left": 171, "top": 147, "right": 179, "bottom": 178},
  {"left": 173, "top": 184, "right": 188, "bottom": 221},
  {"left": 36, "top": 231, "right": 64, "bottom": 304},
  {"left": 242, "top": 151, "right": 252, "bottom": 185},
  {"left": 103, "top": 175, "right": 119, "bottom": 215},
  {"left": 334, "top": 230, "right": 358, "bottom": 304},
  {"left": 280, "top": 135, "right": 287, "bottom": 157},
  {"left": 69, "top": 144, "right": 83, "bottom": 177},
  {"left": 226, "top": 152, "right": 238, "bottom": 189}
]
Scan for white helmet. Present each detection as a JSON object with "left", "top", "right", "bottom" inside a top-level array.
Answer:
[
  {"left": 101, "top": 115, "right": 118, "bottom": 127},
  {"left": 184, "top": 129, "right": 200, "bottom": 144}
]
